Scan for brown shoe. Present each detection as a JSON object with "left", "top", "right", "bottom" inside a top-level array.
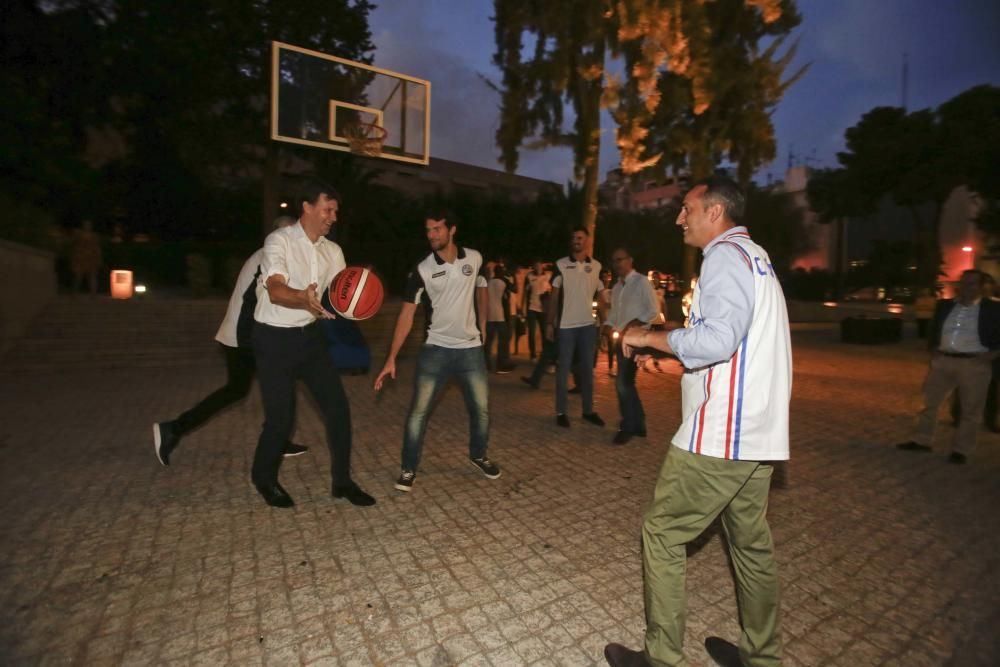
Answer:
[{"left": 604, "top": 643, "right": 650, "bottom": 667}]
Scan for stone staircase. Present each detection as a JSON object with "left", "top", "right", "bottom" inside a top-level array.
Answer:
[{"left": 0, "top": 294, "right": 423, "bottom": 374}]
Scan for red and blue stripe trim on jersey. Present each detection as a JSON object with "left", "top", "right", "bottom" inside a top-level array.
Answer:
[{"left": 728, "top": 335, "right": 749, "bottom": 460}]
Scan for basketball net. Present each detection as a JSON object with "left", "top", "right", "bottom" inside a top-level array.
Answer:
[{"left": 343, "top": 122, "right": 387, "bottom": 157}]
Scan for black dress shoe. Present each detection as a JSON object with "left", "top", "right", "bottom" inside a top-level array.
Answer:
[
  {"left": 635, "top": 428, "right": 647, "bottom": 438},
  {"left": 332, "top": 483, "right": 376, "bottom": 506},
  {"left": 254, "top": 482, "right": 294, "bottom": 508},
  {"left": 568, "top": 385, "right": 582, "bottom": 394},
  {"left": 896, "top": 441, "right": 931, "bottom": 452},
  {"left": 948, "top": 451, "right": 967, "bottom": 464},
  {"left": 521, "top": 376, "right": 539, "bottom": 389},
  {"left": 604, "top": 643, "right": 650, "bottom": 666},
  {"left": 704, "top": 636, "right": 746, "bottom": 667},
  {"left": 612, "top": 430, "right": 632, "bottom": 445},
  {"left": 556, "top": 414, "right": 570, "bottom": 428},
  {"left": 583, "top": 412, "right": 605, "bottom": 427}
]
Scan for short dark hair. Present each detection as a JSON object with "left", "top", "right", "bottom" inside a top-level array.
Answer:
[
  {"left": 961, "top": 269, "right": 987, "bottom": 285},
  {"left": 571, "top": 225, "right": 589, "bottom": 236},
  {"left": 698, "top": 176, "right": 745, "bottom": 225},
  {"left": 298, "top": 178, "right": 340, "bottom": 214},
  {"left": 424, "top": 207, "right": 457, "bottom": 229}
]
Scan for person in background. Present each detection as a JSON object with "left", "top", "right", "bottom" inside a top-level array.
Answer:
[
  {"left": 899, "top": 269, "right": 1000, "bottom": 464},
  {"left": 70, "top": 220, "right": 102, "bottom": 295},
  {"left": 604, "top": 247, "right": 659, "bottom": 445},
  {"left": 153, "top": 216, "right": 307, "bottom": 467},
  {"left": 547, "top": 226, "right": 605, "bottom": 429},
  {"left": 485, "top": 261, "right": 516, "bottom": 374},
  {"left": 522, "top": 260, "right": 551, "bottom": 360}
]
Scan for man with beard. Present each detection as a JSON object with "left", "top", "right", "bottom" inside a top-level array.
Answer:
[{"left": 374, "top": 210, "right": 501, "bottom": 492}]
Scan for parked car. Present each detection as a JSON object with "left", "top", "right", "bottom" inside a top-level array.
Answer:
[{"left": 842, "top": 286, "right": 914, "bottom": 303}]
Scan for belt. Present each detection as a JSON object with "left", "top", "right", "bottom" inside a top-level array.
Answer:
[
  {"left": 938, "top": 351, "right": 979, "bottom": 358},
  {"left": 257, "top": 321, "right": 319, "bottom": 332}
]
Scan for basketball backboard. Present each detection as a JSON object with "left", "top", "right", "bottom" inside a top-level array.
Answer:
[{"left": 270, "top": 41, "right": 431, "bottom": 165}]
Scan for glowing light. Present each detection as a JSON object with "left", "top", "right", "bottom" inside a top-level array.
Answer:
[
  {"left": 887, "top": 304, "right": 903, "bottom": 314},
  {"left": 962, "top": 246, "right": 973, "bottom": 252},
  {"left": 279, "top": 202, "right": 289, "bottom": 208},
  {"left": 134, "top": 284, "right": 147, "bottom": 294},
  {"left": 823, "top": 301, "right": 838, "bottom": 308},
  {"left": 612, "top": 331, "right": 620, "bottom": 339}
]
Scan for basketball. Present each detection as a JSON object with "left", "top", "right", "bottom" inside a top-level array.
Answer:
[{"left": 329, "top": 267, "right": 384, "bottom": 320}]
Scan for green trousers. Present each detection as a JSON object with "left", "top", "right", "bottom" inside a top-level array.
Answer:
[{"left": 642, "top": 446, "right": 782, "bottom": 667}]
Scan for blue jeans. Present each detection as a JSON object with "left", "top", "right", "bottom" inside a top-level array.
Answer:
[
  {"left": 615, "top": 345, "right": 645, "bottom": 433},
  {"left": 556, "top": 325, "right": 597, "bottom": 415},
  {"left": 402, "top": 345, "right": 490, "bottom": 471}
]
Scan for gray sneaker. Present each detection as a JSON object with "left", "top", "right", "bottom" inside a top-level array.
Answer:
[
  {"left": 395, "top": 470, "right": 416, "bottom": 492},
  {"left": 470, "top": 457, "right": 501, "bottom": 479}
]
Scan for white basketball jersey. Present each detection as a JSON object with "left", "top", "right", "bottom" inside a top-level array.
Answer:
[{"left": 672, "top": 231, "right": 792, "bottom": 461}]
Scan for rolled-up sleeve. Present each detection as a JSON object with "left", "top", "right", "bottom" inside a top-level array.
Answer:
[
  {"left": 668, "top": 244, "right": 755, "bottom": 369},
  {"left": 260, "top": 231, "right": 289, "bottom": 283}
]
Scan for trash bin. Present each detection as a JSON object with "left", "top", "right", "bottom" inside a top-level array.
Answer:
[{"left": 840, "top": 316, "right": 903, "bottom": 344}]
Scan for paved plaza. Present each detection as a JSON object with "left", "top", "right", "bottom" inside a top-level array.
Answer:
[{"left": 1, "top": 318, "right": 998, "bottom": 666}]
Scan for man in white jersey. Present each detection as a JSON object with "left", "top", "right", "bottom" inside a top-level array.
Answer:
[
  {"left": 374, "top": 210, "right": 501, "bottom": 492},
  {"left": 605, "top": 177, "right": 792, "bottom": 667},
  {"left": 250, "top": 179, "right": 375, "bottom": 509},
  {"left": 547, "top": 226, "right": 605, "bottom": 429}
]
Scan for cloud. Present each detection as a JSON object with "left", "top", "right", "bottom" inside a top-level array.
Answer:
[{"left": 370, "top": 3, "right": 599, "bottom": 185}]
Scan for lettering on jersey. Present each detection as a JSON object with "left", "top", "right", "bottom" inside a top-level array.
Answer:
[
  {"left": 565, "top": 265, "right": 576, "bottom": 270},
  {"left": 432, "top": 270, "right": 446, "bottom": 279},
  {"left": 462, "top": 264, "right": 473, "bottom": 276},
  {"left": 753, "top": 256, "right": 776, "bottom": 278},
  {"left": 584, "top": 264, "right": 593, "bottom": 273},
  {"left": 689, "top": 313, "right": 704, "bottom": 327}
]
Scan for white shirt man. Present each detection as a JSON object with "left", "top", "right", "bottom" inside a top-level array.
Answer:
[
  {"left": 605, "top": 248, "right": 659, "bottom": 445},
  {"left": 249, "top": 180, "right": 374, "bottom": 509}
]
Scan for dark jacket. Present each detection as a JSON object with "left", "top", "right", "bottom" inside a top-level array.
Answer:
[{"left": 928, "top": 298, "right": 1000, "bottom": 351}]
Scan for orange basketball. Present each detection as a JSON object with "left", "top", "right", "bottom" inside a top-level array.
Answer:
[{"left": 329, "top": 267, "right": 384, "bottom": 320}]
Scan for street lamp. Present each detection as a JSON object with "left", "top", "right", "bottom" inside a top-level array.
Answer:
[{"left": 962, "top": 245, "right": 974, "bottom": 270}]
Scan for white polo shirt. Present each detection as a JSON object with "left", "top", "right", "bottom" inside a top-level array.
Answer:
[
  {"left": 551, "top": 255, "right": 602, "bottom": 329},
  {"left": 254, "top": 222, "right": 345, "bottom": 328},
  {"left": 404, "top": 247, "right": 487, "bottom": 349}
]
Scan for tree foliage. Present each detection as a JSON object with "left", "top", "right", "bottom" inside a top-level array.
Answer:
[
  {"left": 3, "top": 0, "right": 376, "bottom": 240},
  {"left": 806, "top": 85, "right": 1000, "bottom": 287},
  {"left": 491, "top": 0, "right": 804, "bottom": 265}
]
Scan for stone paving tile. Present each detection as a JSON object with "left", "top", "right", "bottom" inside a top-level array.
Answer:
[{"left": 1, "top": 326, "right": 999, "bottom": 665}]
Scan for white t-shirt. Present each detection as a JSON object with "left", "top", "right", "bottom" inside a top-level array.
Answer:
[
  {"left": 404, "top": 247, "right": 487, "bottom": 349},
  {"left": 551, "top": 255, "right": 602, "bottom": 329}
]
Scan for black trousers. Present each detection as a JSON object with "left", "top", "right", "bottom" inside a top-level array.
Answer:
[
  {"left": 252, "top": 323, "right": 352, "bottom": 487},
  {"left": 525, "top": 310, "right": 544, "bottom": 358},
  {"left": 175, "top": 345, "right": 255, "bottom": 435}
]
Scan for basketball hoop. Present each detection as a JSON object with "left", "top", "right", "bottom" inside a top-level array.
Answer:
[{"left": 343, "top": 122, "right": 387, "bottom": 157}]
